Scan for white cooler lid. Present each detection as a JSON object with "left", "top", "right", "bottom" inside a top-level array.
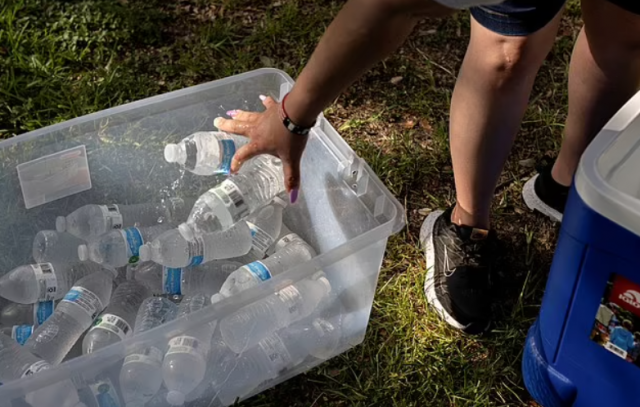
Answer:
[{"left": 576, "top": 90, "right": 640, "bottom": 236}]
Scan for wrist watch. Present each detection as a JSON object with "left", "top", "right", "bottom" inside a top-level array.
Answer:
[{"left": 279, "top": 93, "right": 314, "bottom": 136}]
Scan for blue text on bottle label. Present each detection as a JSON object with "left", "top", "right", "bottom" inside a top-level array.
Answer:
[
  {"left": 215, "top": 139, "right": 236, "bottom": 174},
  {"left": 163, "top": 267, "right": 183, "bottom": 295},
  {"left": 34, "top": 300, "right": 54, "bottom": 326},
  {"left": 246, "top": 261, "right": 272, "bottom": 282},
  {"left": 124, "top": 227, "right": 144, "bottom": 264},
  {"left": 12, "top": 325, "right": 33, "bottom": 345}
]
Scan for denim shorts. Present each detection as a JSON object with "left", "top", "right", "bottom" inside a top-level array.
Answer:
[{"left": 471, "top": 0, "right": 640, "bottom": 36}]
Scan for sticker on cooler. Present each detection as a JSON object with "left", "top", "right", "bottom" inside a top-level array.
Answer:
[
  {"left": 258, "top": 334, "right": 290, "bottom": 369},
  {"left": 275, "top": 285, "right": 303, "bottom": 318},
  {"left": 215, "top": 138, "right": 236, "bottom": 174},
  {"left": 245, "top": 261, "right": 272, "bottom": 282},
  {"left": 166, "top": 336, "right": 204, "bottom": 358},
  {"left": 124, "top": 346, "right": 164, "bottom": 368},
  {"left": 63, "top": 286, "right": 104, "bottom": 320},
  {"left": 212, "top": 180, "right": 249, "bottom": 222},
  {"left": 122, "top": 227, "right": 144, "bottom": 264},
  {"left": 590, "top": 273, "right": 640, "bottom": 367},
  {"left": 274, "top": 233, "right": 304, "bottom": 253},
  {"left": 21, "top": 360, "right": 50, "bottom": 378},
  {"left": 163, "top": 267, "right": 183, "bottom": 295},
  {"left": 89, "top": 378, "right": 121, "bottom": 407},
  {"left": 188, "top": 239, "right": 204, "bottom": 266},
  {"left": 91, "top": 313, "right": 131, "bottom": 340},
  {"left": 32, "top": 263, "right": 58, "bottom": 301},
  {"left": 33, "top": 300, "right": 54, "bottom": 326},
  {"left": 12, "top": 325, "right": 33, "bottom": 345},
  {"left": 247, "top": 222, "right": 275, "bottom": 254},
  {"left": 100, "top": 204, "right": 123, "bottom": 230}
]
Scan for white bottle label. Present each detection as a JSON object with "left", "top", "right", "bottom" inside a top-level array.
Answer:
[
  {"left": 247, "top": 222, "right": 275, "bottom": 254},
  {"left": 62, "top": 286, "right": 104, "bottom": 320},
  {"left": 100, "top": 204, "right": 123, "bottom": 230},
  {"left": 90, "top": 313, "right": 131, "bottom": 340},
  {"left": 33, "top": 300, "right": 55, "bottom": 326},
  {"left": 89, "top": 378, "right": 121, "bottom": 407},
  {"left": 121, "top": 227, "right": 144, "bottom": 264},
  {"left": 21, "top": 360, "right": 50, "bottom": 378},
  {"left": 32, "top": 263, "right": 58, "bottom": 301},
  {"left": 166, "top": 336, "right": 204, "bottom": 358},
  {"left": 212, "top": 180, "right": 249, "bottom": 223},
  {"left": 124, "top": 346, "right": 163, "bottom": 368},
  {"left": 11, "top": 325, "right": 33, "bottom": 345},
  {"left": 258, "top": 334, "right": 290, "bottom": 370},
  {"left": 274, "top": 233, "right": 304, "bottom": 253},
  {"left": 162, "top": 267, "right": 183, "bottom": 295},
  {"left": 245, "top": 261, "right": 272, "bottom": 282},
  {"left": 275, "top": 285, "right": 303, "bottom": 318}
]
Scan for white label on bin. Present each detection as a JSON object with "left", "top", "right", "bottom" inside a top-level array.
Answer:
[
  {"left": 275, "top": 285, "right": 303, "bottom": 318},
  {"left": 212, "top": 180, "right": 249, "bottom": 223},
  {"left": 90, "top": 313, "right": 131, "bottom": 340},
  {"left": 21, "top": 360, "right": 50, "bottom": 378},
  {"left": 63, "top": 286, "right": 103, "bottom": 320},
  {"left": 32, "top": 263, "right": 58, "bottom": 301},
  {"left": 124, "top": 347, "right": 163, "bottom": 367},
  {"left": 247, "top": 222, "right": 274, "bottom": 254},
  {"left": 166, "top": 336, "right": 203, "bottom": 358},
  {"left": 274, "top": 233, "right": 304, "bottom": 253},
  {"left": 89, "top": 378, "right": 121, "bottom": 407},
  {"left": 258, "top": 334, "right": 290, "bottom": 369},
  {"left": 99, "top": 204, "right": 123, "bottom": 230},
  {"left": 17, "top": 145, "right": 91, "bottom": 209}
]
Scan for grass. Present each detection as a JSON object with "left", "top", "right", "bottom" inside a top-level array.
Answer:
[{"left": 0, "top": 0, "right": 584, "bottom": 405}]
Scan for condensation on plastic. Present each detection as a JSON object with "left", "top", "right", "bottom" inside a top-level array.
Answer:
[{"left": 0, "top": 69, "right": 405, "bottom": 406}]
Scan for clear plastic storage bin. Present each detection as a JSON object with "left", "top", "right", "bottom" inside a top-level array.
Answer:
[{"left": 0, "top": 69, "right": 405, "bottom": 406}]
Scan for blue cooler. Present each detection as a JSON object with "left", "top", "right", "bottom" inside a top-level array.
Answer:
[{"left": 523, "top": 91, "right": 640, "bottom": 407}]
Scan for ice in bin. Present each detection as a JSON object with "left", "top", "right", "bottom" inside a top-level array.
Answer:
[{"left": 0, "top": 69, "right": 404, "bottom": 406}]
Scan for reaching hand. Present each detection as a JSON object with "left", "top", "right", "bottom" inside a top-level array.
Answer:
[{"left": 213, "top": 95, "right": 309, "bottom": 204}]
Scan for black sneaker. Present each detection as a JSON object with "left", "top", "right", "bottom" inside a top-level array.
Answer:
[
  {"left": 420, "top": 207, "right": 494, "bottom": 335},
  {"left": 522, "top": 161, "right": 569, "bottom": 222}
]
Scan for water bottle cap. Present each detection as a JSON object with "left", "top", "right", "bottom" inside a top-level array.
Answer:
[
  {"left": 77, "top": 245, "right": 89, "bottom": 261},
  {"left": 55, "top": 216, "right": 66, "bottom": 232},
  {"left": 138, "top": 244, "right": 151, "bottom": 262},
  {"left": 211, "top": 293, "right": 224, "bottom": 304},
  {"left": 178, "top": 223, "right": 195, "bottom": 242},
  {"left": 166, "top": 390, "right": 185, "bottom": 406},
  {"left": 164, "top": 144, "right": 179, "bottom": 163},
  {"left": 316, "top": 276, "right": 331, "bottom": 293},
  {"left": 272, "top": 196, "right": 288, "bottom": 208}
]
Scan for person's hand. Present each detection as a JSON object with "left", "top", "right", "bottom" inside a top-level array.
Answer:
[{"left": 213, "top": 95, "right": 309, "bottom": 204}]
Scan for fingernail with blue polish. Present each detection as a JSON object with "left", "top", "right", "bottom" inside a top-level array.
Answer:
[
  {"left": 226, "top": 110, "right": 238, "bottom": 118},
  {"left": 290, "top": 189, "right": 299, "bottom": 204},
  {"left": 259, "top": 95, "right": 267, "bottom": 101}
]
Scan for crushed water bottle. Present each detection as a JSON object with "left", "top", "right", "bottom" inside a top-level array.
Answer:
[
  {"left": 164, "top": 131, "right": 249, "bottom": 176},
  {"left": 0, "top": 262, "right": 113, "bottom": 304},
  {"left": 234, "top": 199, "right": 286, "bottom": 264},
  {"left": 78, "top": 224, "right": 173, "bottom": 268},
  {"left": 220, "top": 274, "right": 332, "bottom": 353},
  {"left": 56, "top": 198, "right": 194, "bottom": 240},
  {"left": 82, "top": 280, "right": 151, "bottom": 354},
  {"left": 0, "top": 333, "right": 81, "bottom": 407},
  {"left": 32, "top": 230, "right": 85, "bottom": 264},
  {"left": 139, "top": 221, "right": 252, "bottom": 268},
  {"left": 26, "top": 272, "right": 113, "bottom": 364},
  {"left": 163, "top": 293, "right": 216, "bottom": 406},
  {"left": 120, "top": 297, "right": 178, "bottom": 407},
  {"left": 0, "top": 301, "right": 55, "bottom": 327},
  {"left": 180, "top": 261, "right": 241, "bottom": 296},
  {"left": 218, "top": 237, "right": 316, "bottom": 298},
  {"left": 182, "top": 155, "right": 285, "bottom": 237}
]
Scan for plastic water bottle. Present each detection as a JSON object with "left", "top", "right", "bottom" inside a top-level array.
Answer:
[
  {"left": 184, "top": 155, "right": 285, "bottom": 236},
  {"left": 211, "top": 318, "right": 339, "bottom": 404},
  {"left": 32, "top": 230, "right": 85, "bottom": 264},
  {"left": 82, "top": 280, "right": 151, "bottom": 354},
  {"left": 164, "top": 131, "right": 249, "bottom": 176},
  {"left": 218, "top": 238, "right": 316, "bottom": 298},
  {"left": 119, "top": 297, "right": 178, "bottom": 407},
  {"left": 0, "top": 301, "right": 56, "bottom": 327},
  {"left": 1, "top": 325, "right": 34, "bottom": 345},
  {"left": 76, "top": 376, "right": 122, "bottom": 407},
  {"left": 56, "top": 198, "right": 194, "bottom": 240},
  {"left": 26, "top": 272, "right": 113, "bottom": 364},
  {"left": 139, "top": 221, "right": 252, "bottom": 268},
  {"left": 163, "top": 293, "right": 216, "bottom": 406},
  {"left": 219, "top": 275, "right": 331, "bottom": 353},
  {"left": 128, "top": 262, "right": 163, "bottom": 295},
  {"left": 180, "top": 261, "right": 241, "bottom": 296},
  {"left": 78, "top": 224, "right": 173, "bottom": 268},
  {"left": 233, "top": 199, "right": 286, "bottom": 264},
  {"left": 0, "top": 333, "right": 81, "bottom": 407},
  {"left": 0, "top": 262, "right": 112, "bottom": 304}
]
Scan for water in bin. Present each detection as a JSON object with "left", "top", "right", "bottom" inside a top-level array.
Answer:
[
  {"left": 32, "top": 230, "right": 85, "bottom": 264},
  {"left": 164, "top": 131, "right": 249, "bottom": 176}
]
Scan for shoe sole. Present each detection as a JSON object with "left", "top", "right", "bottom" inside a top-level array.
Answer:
[
  {"left": 420, "top": 210, "right": 470, "bottom": 332},
  {"left": 522, "top": 175, "right": 563, "bottom": 223}
]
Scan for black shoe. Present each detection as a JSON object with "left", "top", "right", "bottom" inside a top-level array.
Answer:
[
  {"left": 420, "top": 207, "right": 494, "bottom": 335},
  {"left": 522, "top": 160, "right": 569, "bottom": 222}
]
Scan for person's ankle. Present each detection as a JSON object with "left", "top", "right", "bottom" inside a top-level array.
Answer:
[
  {"left": 550, "top": 162, "right": 573, "bottom": 188},
  {"left": 451, "top": 204, "right": 490, "bottom": 230}
]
